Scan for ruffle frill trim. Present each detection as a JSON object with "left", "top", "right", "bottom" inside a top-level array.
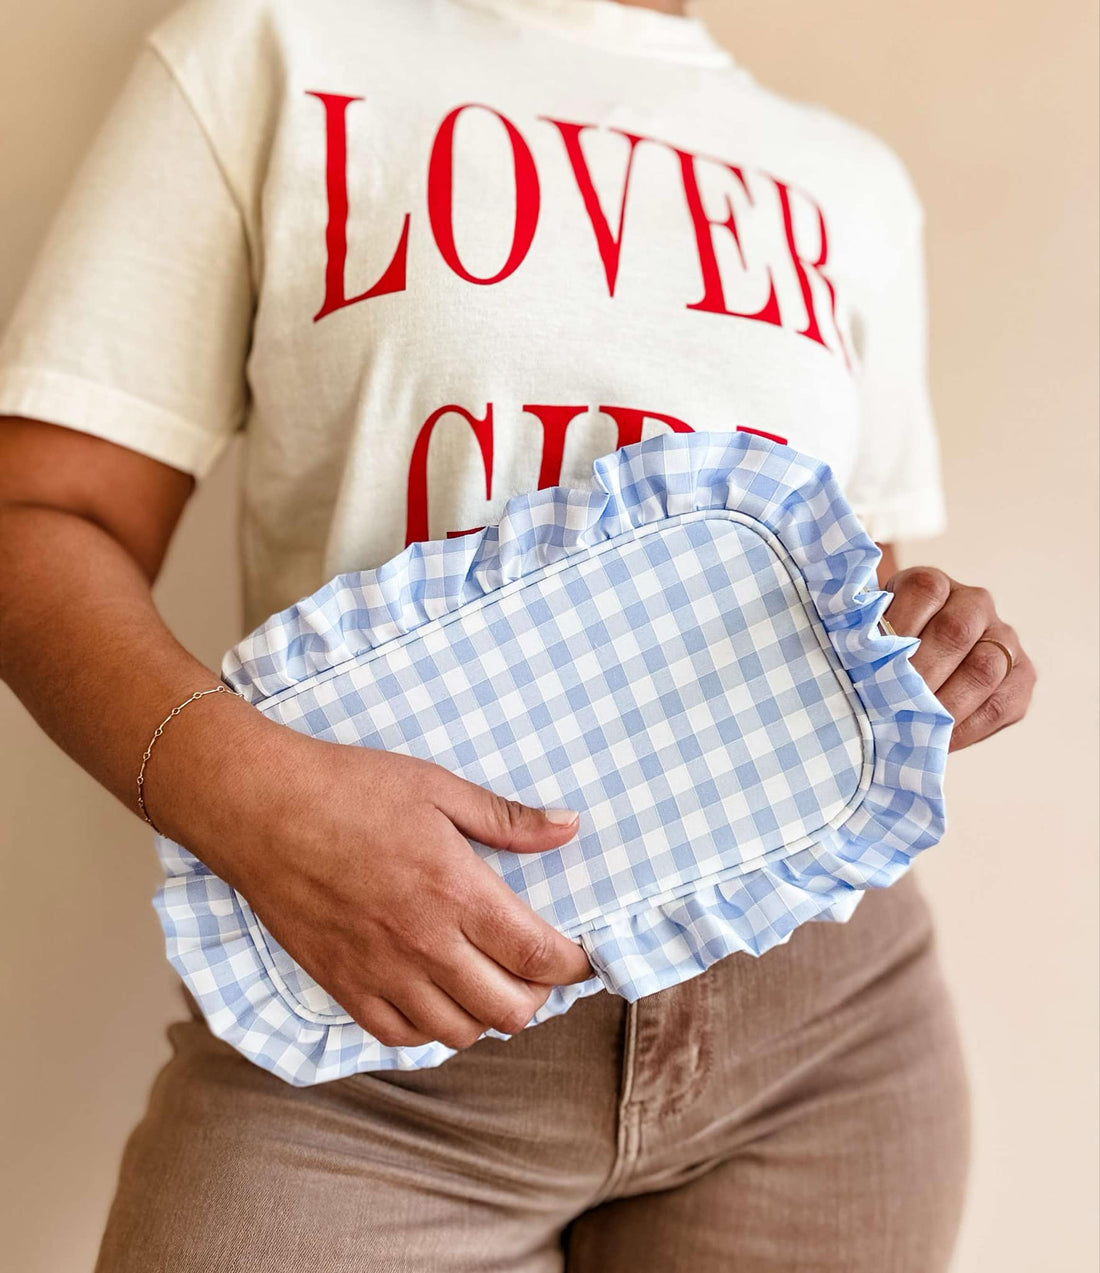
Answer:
[{"left": 154, "top": 432, "right": 952, "bottom": 1084}]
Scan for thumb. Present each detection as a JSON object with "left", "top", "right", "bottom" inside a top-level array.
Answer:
[{"left": 439, "top": 775, "right": 580, "bottom": 854}]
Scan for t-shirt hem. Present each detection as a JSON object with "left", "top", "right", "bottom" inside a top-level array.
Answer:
[{"left": 0, "top": 365, "right": 236, "bottom": 480}]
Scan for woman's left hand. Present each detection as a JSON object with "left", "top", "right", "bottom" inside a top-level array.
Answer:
[{"left": 882, "top": 566, "right": 1037, "bottom": 752}]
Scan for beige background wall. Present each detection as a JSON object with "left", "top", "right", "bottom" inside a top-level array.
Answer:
[{"left": 1, "top": 1, "right": 1096, "bottom": 1269}]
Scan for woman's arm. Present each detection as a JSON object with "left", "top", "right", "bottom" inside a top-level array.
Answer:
[
  {"left": 0, "top": 415, "right": 255, "bottom": 823},
  {"left": 0, "top": 416, "right": 593, "bottom": 1049}
]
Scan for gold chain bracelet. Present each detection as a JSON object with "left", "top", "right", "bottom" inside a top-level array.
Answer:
[{"left": 137, "top": 684, "right": 245, "bottom": 834}]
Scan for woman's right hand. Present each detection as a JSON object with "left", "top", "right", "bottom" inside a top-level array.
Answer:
[
  {"left": 0, "top": 418, "right": 593, "bottom": 1054},
  {"left": 175, "top": 716, "right": 595, "bottom": 1051}
]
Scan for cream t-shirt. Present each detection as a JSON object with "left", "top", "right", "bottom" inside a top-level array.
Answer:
[{"left": 0, "top": 0, "right": 947, "bottom": 634}]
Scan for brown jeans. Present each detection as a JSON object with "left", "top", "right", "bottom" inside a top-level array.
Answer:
[{"left": 94, "top": 874, "right": 969, "bottom": 1272}]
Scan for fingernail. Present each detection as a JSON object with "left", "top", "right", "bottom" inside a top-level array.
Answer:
[{"left": 544, "top": 807, "right": 579, "bottom": 825}]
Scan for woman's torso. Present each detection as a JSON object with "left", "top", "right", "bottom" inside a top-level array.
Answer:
[{"left": 150, "top": 0, "right": 925, "bottom": 631}]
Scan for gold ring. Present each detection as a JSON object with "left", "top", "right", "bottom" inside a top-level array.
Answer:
[
  {"left": 879, "top": 617, "right": 898, "bottom": 637},
  {"left": 975, "top": 636, "right": 1016, "bottom": 677}
]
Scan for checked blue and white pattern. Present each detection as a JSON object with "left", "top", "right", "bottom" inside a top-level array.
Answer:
[{"left": 154, "top": 432, "right": 953, "bottom": 1085}]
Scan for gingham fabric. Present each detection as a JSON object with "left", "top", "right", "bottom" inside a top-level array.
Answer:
[{"left": 154, "top": 432, "right": 953, "bottom": 1085}]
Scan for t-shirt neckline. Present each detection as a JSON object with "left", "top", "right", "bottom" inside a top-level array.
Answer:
[{"left": 447, "top": 0, "right": 736, "bottom": 68}]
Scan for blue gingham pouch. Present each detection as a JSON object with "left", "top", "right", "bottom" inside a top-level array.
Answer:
[{"left": 153, "top": 431, "right": 953, "bottom": 1085}]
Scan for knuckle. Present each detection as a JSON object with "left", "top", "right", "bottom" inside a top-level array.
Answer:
[
  {"left": 428, "top": 864, "right": 475, "bottom": 912},
  {"left": 420, "top": 865, "right": 473, "bottom": 916},
  {"left": 349, "top": 1002, "right": 398, "bottom": 1047},
  {"left": 901, "top": 566, "right": 950, "bottom": 607},
  {"left": 967, "top": 643, "right": 1007, "bottom": 691},
  {"left": 493, "top": 1000, "right": 535, "bottom": 1036},
  {"left": 440, "top": 1022, "right": 484, "bottom": 1051},
  {"left": 497, "top": 797, "right": 530, "bottom": 839},
  {"left": 512, "top": 926, "right": 557, "bottom": 981},
  {"left": 397, "top": 1027, "right": 433, "bottom": 1048},
  {"left": 360, "top": 1004, "right": 433, "bottom": 1049},
  {"left": 376, "top": 906, "right": 423, "bottom": 953},
  {"left": 981, "top": 693, "right": 1012, "bottom": 727},
  {"left": 933, "top": 608, "right": 979, "bottom": 654}
]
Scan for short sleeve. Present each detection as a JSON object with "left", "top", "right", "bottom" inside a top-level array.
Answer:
[
  {"left": 0, "top": 40, "right": 253, "bottom": 480},
  {"left": 845, "top": 182, "right": 948, "bottom": 544}
]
